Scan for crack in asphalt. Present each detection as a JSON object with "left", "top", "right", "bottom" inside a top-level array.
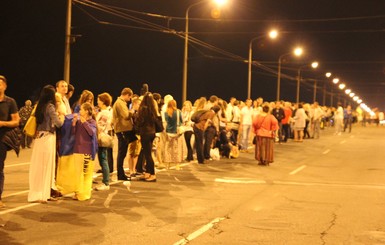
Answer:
[{"left": 320, "top": 211, "right": 338, "bottom": 245}]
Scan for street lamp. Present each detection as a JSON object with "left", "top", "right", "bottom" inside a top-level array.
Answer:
[
  {"left": 247, "top": 30, "right": 278, "bottom": 99},
  {"left": 296, "top": 61, "right": 318, "bottom": 104},
  {"left": 276, "top": 47, "right": 303, "bottom": 101},
  {"left": 182, "top": 0, "right": 227, "bottom": 103}
]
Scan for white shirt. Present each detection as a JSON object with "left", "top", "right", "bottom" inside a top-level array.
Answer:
[{"left": 241, "top": 106, "right": 253, "bottom": 125}]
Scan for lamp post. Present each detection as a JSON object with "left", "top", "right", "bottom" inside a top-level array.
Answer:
[
  {"left": 276, "top": 47, "right": 303, "bottom": 101},
  {"left": 64, "top": 0, "right": 72, "bottom": 84},
  {"left": 247, "top": 30, "right": 278, "bottom": 99},
  {"left": 296, "top": 61, "right": 318, "bottom": 104},
  {"left": 182, "top": 0, "right": 227, "bottom": 103}
]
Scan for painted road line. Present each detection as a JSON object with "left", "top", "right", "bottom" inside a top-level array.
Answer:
[
  {"left": 0, "top": 203, "right": 39, "bottom": 215},
  {"left": 5, "top": 162, "right": 30, "bottom": 168},
  {"left": 215, "top": 178, "right": 266, "bottom": 184},
  {"left": 173, "top": 217, "right": 226, "bottom": 245},
  {"left": 2, "top": 190, "right": 29, "bottom": 198},
  {"left": 322, "top": 149, "right": 331, "bottom": 154},
  {"left": 273, "top": 180, "right": 385, "bottom": 190},
  {"left": 289, "top": 165, "right": 307, "bottom": 175}
]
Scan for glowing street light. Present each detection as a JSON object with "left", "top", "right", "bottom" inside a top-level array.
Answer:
[
  {"left": 325, "top": 72, "right": 332, "bottom": 78},
  {"left": 353, "top": 96, "right": 359, "bottom": 101},
  {"left": 357, "top": 99, "right": 362, "bottom": 104},
  {"left": 276, "top": 47, "right": 303, "bottom": 101},
  {"left": 345, "top": 89, "right": 351, "bottom": 94},
  {"left": 339, "top": 83, "right": 346, "bottom": 89},
  {"left": 182, "top": 0, "right": 228, "bottom": 102},
  {"left": 333, "top": 78, "right": 339, "bottom": 84},
  {"left": 247, "top": 29, "right": 278, "bottom": 99},
  {"left": 349, "top": 92, "right": 355, "bottom": 97}
]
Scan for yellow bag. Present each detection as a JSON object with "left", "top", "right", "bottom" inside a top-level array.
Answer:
[{"left": 23, "top": 105, "right": 37, "bottom": 137}]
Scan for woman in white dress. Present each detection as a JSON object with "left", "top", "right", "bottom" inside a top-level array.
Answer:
[{"left": 28, "top": 85, "right": 64, "bottom": 203}]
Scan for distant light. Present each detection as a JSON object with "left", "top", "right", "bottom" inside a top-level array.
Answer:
[
  {"left": 311, "top": 62, "right": 319, "bottom": 68},
  {"left": 353, "top": 96, "right": 359, "bottom": 101},
  {"left": 357, "top": 99, "right": 362, "bottom": 103},
  {"left": 214, "top": 0, "right": 228, "bottom": 6},
  {"left": 294, "top": 47, "right": 303, "bottom": 56},
  {"left": 269, "top": 30, "right": 278, "bottom": 39},
  {"left": 325, "top": 72, "right": 332, "bottom": 78},
  {"left": 339, "top": 83, "right": 346, "bottom": 89},
  {"left": 345, "top": 89, "right": 351, "bottom": 94},
  {"left": 349, "top": 92, "right": 355, "bottom": 97},
  {"left": 333, "top": 78, "right": 339, "bottom": 84}
]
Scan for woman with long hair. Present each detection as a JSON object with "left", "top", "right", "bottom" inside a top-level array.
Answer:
[
  {"left": 181, "top": 100, "right": 194, "bottom": 161},
  {"left": 136, "top": 93, "right": 158, "bottom": 182},
  {"left": 28, "top": 85, "right": 64, "bottom": 203},
  {"left": 164, "top": 99, "right": 184, "bottom": 169}
]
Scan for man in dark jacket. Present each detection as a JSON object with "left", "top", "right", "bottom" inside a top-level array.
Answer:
[
  {"left": 0, "top": 75, "right": 20, "bottom": 208},
  {"left": 272, "top": 101, "right": 285, "bottom": 143}
]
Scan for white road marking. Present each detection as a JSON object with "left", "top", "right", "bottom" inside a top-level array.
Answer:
[
  {"left": 5, "top": 162, "right": 30, "bottom": 168},
  {"left": 173, "top": 217, "right": 226, "bottom": 245},
  {"left": 0, "top": 203, "right": 39, "bottom": 215},
  {"left": 215, "top": 178, "right": 266, "bottom": 184},
  {"left": 322, "top": 149, "right": 331, "bottom": 154},
  {"left": 2, "top": 190, "right": 29, "bottom": 198},
  {"left": 104, "top": 190, "right": 118, "bottom": 208},
  {"left": 289, "top": 165, "right": 307, "bottom": 175}
]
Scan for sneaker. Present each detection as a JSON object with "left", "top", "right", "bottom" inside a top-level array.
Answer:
[{"left": 95, "top": 184, "right": 110, "bottom": 191}]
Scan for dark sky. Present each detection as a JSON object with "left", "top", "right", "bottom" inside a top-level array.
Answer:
[{"left": 1, "top": 0, "right": 384, "bottom": 111}]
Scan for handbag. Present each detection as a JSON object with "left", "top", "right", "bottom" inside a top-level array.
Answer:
[
  {"left": 97, "top": 121, "right": 113, "bottom": 148},
  {"left": 176, "top": 110, "right": 185, "bottom": 135},
  {"left": 98, "top": 131, "right": 113, "bottom": 148},
  {"left": 155, "top": 116, "right": 164, "bottom": 133},
  {"left": 23, "top": 105, "right": 37, "bottom": 137}
]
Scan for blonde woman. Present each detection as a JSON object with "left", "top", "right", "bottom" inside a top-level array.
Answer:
[
  {"left": 182, "top": 100, "right": 194, "bottom": 161},
  {"left": 164, "top": 100, "right": 184, "bottom": 169}
]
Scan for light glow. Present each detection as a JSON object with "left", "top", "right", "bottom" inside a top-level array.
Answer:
[
  {"left": 311, "top": 62, "right": 319, "bottom": 68},
  {"left": 339, "top": 83, "right": 346, "bottom": 89},
  {"left": 214, "top": 0, "right": 228, "bottom": 5},
  {"left": 269, "top": 30, "right": 278, "bottom": 39},
  {"left": 325, "top": 72, "right": 332, "bottom": 78},
  {"left": 349, "top": 92, "right": 355, "bottom": 97},
  {"left": 353, "top": 96, "right": 359, "bottom": 101},
  {"left": 333, "top": 78, "right": 339, "bottom": 84},
  {"left": 294, "top": 47, "right": 303, "bottom": 56},
  {"left": 345, "top": 89, "right": 351, "bottom": 94},
  {"left": 357, "top": 99, "right": 362, "bottom": 103}
]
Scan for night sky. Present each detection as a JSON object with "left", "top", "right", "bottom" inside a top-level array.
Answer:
[{"left": 1, "top": 0, "right": 384, "bottom": 111}]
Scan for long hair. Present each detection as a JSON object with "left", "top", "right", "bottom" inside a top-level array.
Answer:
[
  {"left": 166, "top": 100, "right": 177, "bottom": 117},
  {"left": 36, "top": 85, "right": 56, "bottom": 125},
  {"left": 137, "top": 93, "right": 157, "bottom": 126},
  {"left": 81, "top": 102, "right": 95, "bottom": 120},
  {"left": 79, "top": 90, "right": 94, "bottom": 105}
]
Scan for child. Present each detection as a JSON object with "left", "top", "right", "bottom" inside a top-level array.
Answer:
[{"left": 72, "top": 102, "right": 98, "bottom": 201}]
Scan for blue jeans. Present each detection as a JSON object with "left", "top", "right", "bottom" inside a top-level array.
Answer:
[
  {"left": 241, "top": 124, "right": 251, "bottom": 150},
  {"left": 0, "top": 141, "right": 7, "bottom": 200},
  {"left": 98, "top": 147, "right": 110, "bottom": 185}
]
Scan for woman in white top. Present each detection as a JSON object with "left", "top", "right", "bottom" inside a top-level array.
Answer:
[
  {"left": 182, "top": 100, "right": 194, "bottom": 161},
  {"left": 293, "top": 103, "right": 307, "bottom": 142}
]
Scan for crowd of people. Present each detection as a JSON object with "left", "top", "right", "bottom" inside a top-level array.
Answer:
[{"left": 0, "top": 75, "right": 380, "bottom": 207}]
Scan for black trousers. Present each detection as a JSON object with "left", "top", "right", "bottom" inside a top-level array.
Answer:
[
  {"left": 184, "top": 131, "right": 194, "bottom": 161},
  {"left": 193, "top": 126, "right": 204, "bottom": 164},
  {"left": 204, "top": 126, "right": 217, "bottom": 160}
]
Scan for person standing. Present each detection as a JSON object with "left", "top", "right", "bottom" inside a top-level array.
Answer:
[
  {"left": 19, "top": 100, "right": 34, "bottom": 148},
  {"left": 271, "top": 101, "right": 285, "bottom": 142},
  {"left": 334, "top": 102, "right": 344, "bottom": 135},
  {"left": 72, "top": 102, "right": 98, "bottom": 201},
  {"left": 0, "top": 75, "right": 20, "bottom": 208},
  {"left": 293, "top": 103, "right": 307, "bottom": 142},
  {"left": 95, "top": 93, "right": 113, "bottom": 191},
  {"left": 136, "top": 93, "right": 159, "bottom": 182},
  {"left": 181, "top": 100, "right": 194, "bottom": 162},
  {"left": 252, "top": 104, "right": 278, "bottom": 166},
  {"left": 281, "top": 102, "right": 292, "bottom": 142},
  {"left": 312, "top": 102, "right": 324, "bottom": 138},
  {"left": 343, "top": 105, "right": 353, "bottom": 133},
  {"left": 239, "top": 99, "right": 253, "bottom": 152},
  {"left": 112, "top": 88, "right": 136, "bottom": 180},
  {"left": 28, "top": 85, "right": 64, "bottom": 203}
]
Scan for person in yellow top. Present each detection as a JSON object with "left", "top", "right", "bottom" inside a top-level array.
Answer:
[{"left": 112, "top": 87, "right": 136, "bottom": 180}]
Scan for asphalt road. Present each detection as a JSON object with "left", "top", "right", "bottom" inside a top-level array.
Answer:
[{"left": 1, "top": 125, "right": 385, "bottom": 245}]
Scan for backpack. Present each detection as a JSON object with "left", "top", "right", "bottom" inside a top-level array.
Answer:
[{"left": 191, "top": 109, "right": 209, "bottom": 123}]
